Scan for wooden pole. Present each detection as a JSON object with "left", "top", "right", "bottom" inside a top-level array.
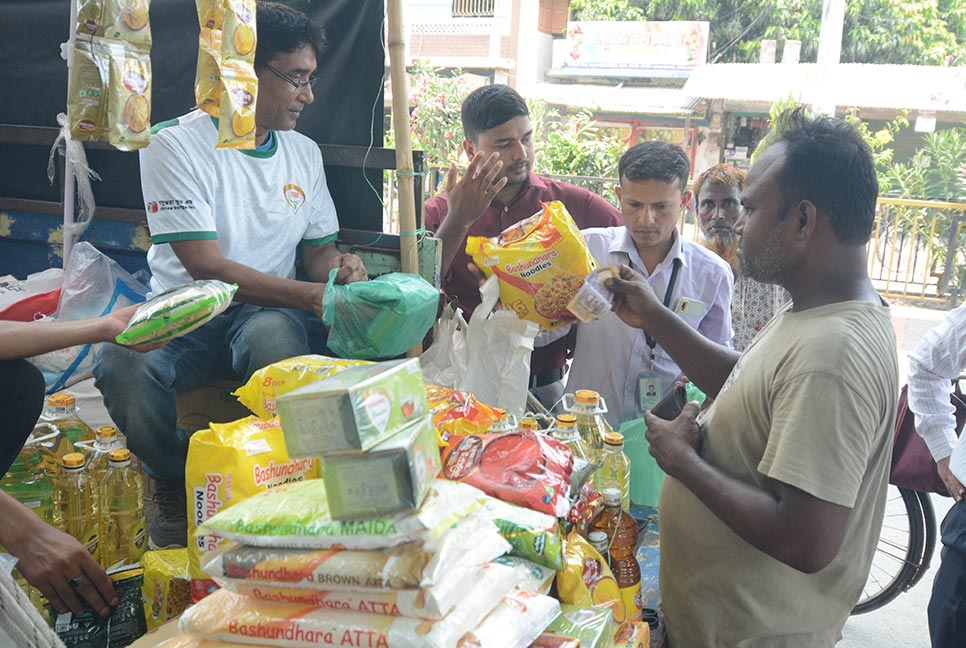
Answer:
[{"left": 386, "top": 0, "right": 421, "bottom": 357}]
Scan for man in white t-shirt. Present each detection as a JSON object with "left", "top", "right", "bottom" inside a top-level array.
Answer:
[{"left": 94, "top": 2, "right": 366, "bottom": 549}]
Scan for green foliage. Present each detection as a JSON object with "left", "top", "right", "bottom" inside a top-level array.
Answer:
[
  {"left": 616, "top": 0, "right": 966, "bottom": 65},
  {"left": 570, "top": 0, "right": 645, "bottom": 21},
  {"left": 528, "top": 99, "right": 627, "bottom": 205}
]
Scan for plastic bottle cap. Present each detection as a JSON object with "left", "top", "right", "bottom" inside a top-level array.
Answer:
[
  {"left": 588, "top": 531, "right": 608, "bottom": 543},
  {"left": 604, "top": 431, "right": 624, "bottom": 446},
  {"left": 556, "top": 414, "right": 577, "bottom": 427},
  {"left": 519, "top": 418, "right": 538, "bottom": 430},
  {"left": 108, "top": 449, "right": 131, "bottom": 462},
  {"left": 574, "top": 389, "right": 600, "bottom": 404},
  {"left": 96, "top": 426, "right": 118, "bottom": 440},
  {"left": 602, "top": 487, "right": 622, "bottom": 507},
  {"left": 61, "top": 453, "right": 86, "bottom": 469},
  {"left": 46, "top": 393, "right": 76, "bottom": 407}
]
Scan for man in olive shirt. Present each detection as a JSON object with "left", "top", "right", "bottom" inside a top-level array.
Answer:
[{"left": 605, "top": 109, "right": 898, "bottom": 646}]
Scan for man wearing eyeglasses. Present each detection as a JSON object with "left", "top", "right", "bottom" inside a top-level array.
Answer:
[{"left": 94, "top": 2, "right": 366, "bottom": 550}]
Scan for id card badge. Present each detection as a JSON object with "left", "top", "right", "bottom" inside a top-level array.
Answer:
[
  {"left": 674, "top": 297, "right": 707, "bottom": 318},
  {"left": 639, "top": 372, "right": 664, "bottom": 412}
]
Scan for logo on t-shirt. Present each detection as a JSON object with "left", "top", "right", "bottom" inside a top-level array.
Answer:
[
  {"left": 147, "top": 201, "right": 159, "bottom": 214},
  {"left": 283, "top": 184, "right": 306, "bottom": 214}
]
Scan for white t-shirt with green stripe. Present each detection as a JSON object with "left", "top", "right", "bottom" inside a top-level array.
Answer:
[{"left": 141, "top": 109, "right": 339, "bottom": 295}]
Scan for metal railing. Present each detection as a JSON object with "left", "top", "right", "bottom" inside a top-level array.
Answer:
[
  {"left": 868, "top": 198, "right": 966, "bottom": 305},
  {"left": 451, "top": 0, "right": 495, "bottom": 18}
]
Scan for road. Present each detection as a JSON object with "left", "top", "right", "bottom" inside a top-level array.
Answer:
[{"left": 841, "top": 303, "right": 954, "bottom": 647}]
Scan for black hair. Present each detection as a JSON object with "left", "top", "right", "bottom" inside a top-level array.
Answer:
[
  {"left": 618, "top": 141, "right": 690, "bottom": 190},
  {"left": 254, "top": 1, "right": 327, "bottom": 68},
  {"left": 772, "top": 107, "right": 878, "bottom": 246},
  {"left": 461, "top": 85, "right": 529, "bottom": 142}
]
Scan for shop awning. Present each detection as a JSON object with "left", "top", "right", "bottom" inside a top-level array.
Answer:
[
  {"left": 683, "top": 63, "right": 966, "bottom": 113},
  {"left": 533, "top": 81, "right": 703, "bottom": 116}
]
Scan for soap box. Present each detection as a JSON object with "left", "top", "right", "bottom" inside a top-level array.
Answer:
[
  {"left": 276, "top": 358, "right": 428, "bottom": 457},
  {"left": 320, "top": 414, "right": 441, "bottom": 520}
]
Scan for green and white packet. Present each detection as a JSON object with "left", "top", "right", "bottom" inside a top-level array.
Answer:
[
  {"left": 116, "top": 280, "right": 237, "bottom": 345},
  {"left": 198, "top": 478, "right": 489, "bottom": 550}
]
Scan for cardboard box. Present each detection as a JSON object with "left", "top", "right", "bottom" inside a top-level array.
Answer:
[
  {"left": 277, "top": 358, "right": 428, "bottom": 456},
  {"left": 320, "top": 415, "right": 440, "bottom": 520}
]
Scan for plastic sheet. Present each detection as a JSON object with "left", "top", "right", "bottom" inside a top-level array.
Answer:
[{"left": 322, "top": 269, "right": 440, "bottom": 360}]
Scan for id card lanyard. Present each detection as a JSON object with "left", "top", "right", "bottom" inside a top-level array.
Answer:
[{"left": 644, "top": 258, "right": 682, "bottom": 370}]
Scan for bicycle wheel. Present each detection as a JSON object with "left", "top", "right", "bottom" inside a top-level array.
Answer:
[{"left": 852, "top": 485, "right": 926, "bottom": 615}]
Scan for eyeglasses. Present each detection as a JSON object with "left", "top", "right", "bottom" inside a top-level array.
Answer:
[{"left": 264, "top": 64, "right": 318, "bottom": 93}]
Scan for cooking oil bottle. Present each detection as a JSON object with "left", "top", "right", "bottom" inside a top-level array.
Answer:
[
  {"left": 83, "top": 426, "right": 125, "bottom": 481},
  {"left": 595, "top": 431, "right": 631, "bottom": 511},
  {"left": 99, "top": 449, "right": 147, "bottom": 568},
  {"left": 569, "top": 390, "right": 611, "bottom": 463},
  {"left": 52, "top": 452, "right": 99, "bottom": 564},
  {"left": 41, "top": 394, "right": 95, "bottom": 459},
  {"left": 0, "top": 444, "right": 53, "bottom": 611},
  {"left": 551, "top": 414, "right": 594, "bottom": 465},
  {"left": 28, "top": 422, "right": 75, "bottom": 476},
  {"left": 590, "top": 488, "right": 642, "bottom": 622}
]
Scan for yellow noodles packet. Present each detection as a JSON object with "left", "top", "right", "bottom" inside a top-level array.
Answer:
[
  {"left": 233, "top": 355, "right": 370, "bottom": 418},
  {"left": 102, "top": 0, "right": 152, "bottom": 47},
  {"left": 466, "top": 200, "right": 597, "bottom": 330},
  {"left": 67, "top": 39, "right": 109, "bottom": 141},
  {"left": 195, "top": 29, "right": 222, "bottom": 116},
  {"left": 557, "top": 529, "right": 626, "bottom": 624},
  {"left": 106, "top": 39, "right": 152, "bottom": 151},
  {"left": 185, "top": 416, "right": 319, "bottom": 600},
  {"left": 221, "top": 0, "right": 256, "bottom": 64},
  {"left": 215, "top": 61, "right": 257, "bottom": 149},
  {"left": 142, "top": 548, "right": 191, "bottom": 632}
]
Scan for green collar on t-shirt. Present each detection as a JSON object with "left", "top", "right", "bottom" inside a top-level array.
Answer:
[{"left": 209, "top": 116, "right": 278, "bottom": 158}]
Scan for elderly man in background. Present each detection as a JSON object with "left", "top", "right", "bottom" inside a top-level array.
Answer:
[{"left": 693, "top": 163, "right": 788, "bottom": 350}]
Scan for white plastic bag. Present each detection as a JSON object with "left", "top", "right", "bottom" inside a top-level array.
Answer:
[
  {"left": 420, "top": 304, "right": 468, "bottom": 389},
  {"left": 28, "top": 242, "right": 148, "bottom": 392},
  {"left": 462, "top": 277, "right": 538, "bottom": 416}
]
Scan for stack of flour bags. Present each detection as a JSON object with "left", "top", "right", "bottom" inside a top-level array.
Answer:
[{"left": 170, "top": 479, "right": 560, "bottom": 648}]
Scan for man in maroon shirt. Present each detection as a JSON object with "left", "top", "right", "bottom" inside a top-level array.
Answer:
[{"left": 424, "top": 85, "right": 621, "bottom": 405}]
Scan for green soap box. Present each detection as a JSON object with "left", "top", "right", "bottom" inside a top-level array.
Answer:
[
  {"left": 320, "top": 414, "right": 441, "bottom": 520},
  {"left": 277, "top": 358, "right": 429, "bottom": 456}
]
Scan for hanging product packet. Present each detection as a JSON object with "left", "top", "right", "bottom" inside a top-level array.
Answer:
[
  {"left": 440, "top": 431, "right": 574, "bottom": 517},
  {"left": 197, "top": 478, "right": 488, "bottom": 550},
  {"left": 196, "top": 28, "right": 223, "bottom": 116},
  {"left": 465, "top": 201, "right": 597, "bottom": 331},
  {"left": 233, "top": 354, "right": 371, "bottom": 418},
  {"left": 215, "top": 62, "right": 258, "bottom": 149},
  {"left": 67, "top": 38, "right": 109, "bottom": 141},
  {"left": 222, "top": 0, "right": 256, "bottom": 64},
  {"left": 101, "top": 0, "right": 153, "bottom": 47},
  {"left": 115, "top": 280, "right": 237, "bottom": 345},
  {"left": 106, "top": 38, "right": 152, "bottom": 151}
]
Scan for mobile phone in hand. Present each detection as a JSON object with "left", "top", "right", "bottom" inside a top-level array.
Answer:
[{"left": 650, "top": 384, "right": 687, "bottom": 420}]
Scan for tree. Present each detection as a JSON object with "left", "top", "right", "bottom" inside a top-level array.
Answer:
[{"left": 571, "top": 0, "right": 966, "bottom": 66}]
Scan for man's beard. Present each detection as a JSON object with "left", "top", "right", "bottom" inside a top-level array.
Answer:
[{"left": 702, "top": 231, "right": 741, "bottom": 276}]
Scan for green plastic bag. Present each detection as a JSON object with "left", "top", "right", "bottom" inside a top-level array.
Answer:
[
  {"left": 321, "top": 269, "right": 439, "bottom": 360},
  {"left": 621, "top": 382, "right": 706, "bottom": 507}
]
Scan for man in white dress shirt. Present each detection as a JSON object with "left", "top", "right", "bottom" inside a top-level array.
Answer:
[
  {"left": 566, "top": 141, "right": 734, "bottom": 428},
  {"left": 907, "top": 302, "right": 966, "bottom": 647}
]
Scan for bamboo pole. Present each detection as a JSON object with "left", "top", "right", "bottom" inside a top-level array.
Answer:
[{"left": 386, "top": 0, "right": 421, "bottom": 357}]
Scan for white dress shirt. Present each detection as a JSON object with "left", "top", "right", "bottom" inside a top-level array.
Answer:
[
  {"left": 567, "top": 227, "right": 734, "bottom": 428},
  {"left": 907, "top": 302, "right": 966, "bottom": 484}
]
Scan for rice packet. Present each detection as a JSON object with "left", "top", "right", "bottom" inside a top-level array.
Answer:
[{"left": 115, "top": 280, "right": 236, "bottom": 345}]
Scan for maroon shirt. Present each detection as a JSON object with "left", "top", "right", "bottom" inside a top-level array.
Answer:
[{"left": 424, "top": 173, "right": 622, "bottom": 376}]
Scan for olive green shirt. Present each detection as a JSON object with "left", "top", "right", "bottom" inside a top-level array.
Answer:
[{"left": 660, "top": 300, "right": 898, "bottom": 647}]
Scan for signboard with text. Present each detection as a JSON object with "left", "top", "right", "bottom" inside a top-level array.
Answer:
[{"left": 564, "top": 21, "right": 710, "bottom": 73}]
